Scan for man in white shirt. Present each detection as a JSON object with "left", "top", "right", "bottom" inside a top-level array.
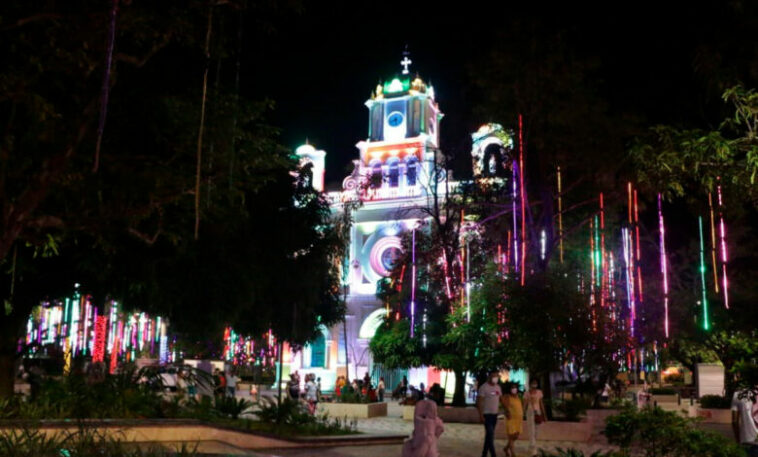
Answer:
[
  {"left": 226, "top": 370, "right": 238, "bottom": 397},
  {"left": 477, "top": 371, "right": 504, "bottom": 457},
  {"left": 732, "top": 390, "right": 758, "bottom": 451}
]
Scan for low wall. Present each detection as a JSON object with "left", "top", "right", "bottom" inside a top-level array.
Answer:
[
  {"left": 696, "top": 408, "right": 731, "bottom": 424},
  {"left": 437, "top": 406, "right": 481, "bottom": 423},
  {"left": 318, "top": 402, "right": 387, "bottom": 419},
  {"left": 0, "top": 421, "right": 295, "bottom": 450},
  {"left": 402, "top": 406, "right": 485, "bottom": 423},
  {"left": 495, "top": 419, "right": 592, "bottom": 442},
  {"left": 583, "top": 409, "right": 618, "bottom": 426},
  {"left": 0, "top": 420, "right": 405, "bottom": 449},
  {"left": 651, "top": 394, "right": 679, "bottom": 404}
]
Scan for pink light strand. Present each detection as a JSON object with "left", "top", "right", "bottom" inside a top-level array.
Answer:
[
  {"left": 658, "top": 193, "right": 669, "bottom": 338},
  {"left": 513, "top": 161, "right": 518, "bottom": 273},
  {"left": 623, "top": 228, "right": 636, "bottom": 336},
  {"left": 717, "top": 183, "right": 729, "bottom": 309},
  {"left": 634, "top": 189, "right": 644, "bottom": 311}
]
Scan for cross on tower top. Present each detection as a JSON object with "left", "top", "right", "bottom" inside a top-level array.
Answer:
[{"left": 400, "top": 55, "right": 412, "bottom": 75}]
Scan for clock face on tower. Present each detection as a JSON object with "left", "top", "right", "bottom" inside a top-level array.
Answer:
[{"left": 387, "top": 111, "right": 404, "bottom": 127}]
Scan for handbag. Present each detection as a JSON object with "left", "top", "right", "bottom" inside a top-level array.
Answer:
[{"left": 534, "top": 411, "right": 544, "bottom": 424}]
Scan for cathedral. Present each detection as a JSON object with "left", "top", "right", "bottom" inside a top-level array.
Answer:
[{"left": 287, "top": 58, "right": 514, "bottom": 394}]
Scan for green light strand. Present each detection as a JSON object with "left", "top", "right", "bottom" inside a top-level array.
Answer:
[{"left": 698, "top": 216, "right": 710, "bottom": 330}]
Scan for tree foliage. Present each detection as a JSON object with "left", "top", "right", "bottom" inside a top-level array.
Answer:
[
  {"left": 0, "top": 1, "right": 344, "bottom": 397},
  {"left": 631, "top": 86, "right": 758, "bottom": 207}
]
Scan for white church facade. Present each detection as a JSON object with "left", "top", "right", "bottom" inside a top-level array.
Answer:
[{"left": 284, "top": 60, "right": 514, "bottom": 393}]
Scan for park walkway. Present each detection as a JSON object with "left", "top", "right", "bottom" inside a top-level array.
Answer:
[{"left": 257, "top": 403, "right": 618, "bottom": 457}]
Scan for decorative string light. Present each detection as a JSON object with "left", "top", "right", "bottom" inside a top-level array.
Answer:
[
  {"left": 540, "top": 230, "right": 546, "bottom": 261},
  {"left": 708, "top": 193, "right": 719, "bottom": 293},
  {"left": 557, "top": 166, "right": 564, "bottom": 263},
  {"left": 658, "top": 193, "right": 670, "bottom": 338},
  {"left": 513, "top": 162, "right": 519, "bottom": 273},
  {"left": 518, "top": 114, "right": 526, "bottom": 285},
  {"left": 23, "top": 298, "right": 175, "bottom": 368},
  {"left": 698, "top": 216, "right": 710, "bottom": 330},
  {"left": 411, "top": 227, "right": 417, "bottom": 336},
  {"left": 600, "top": 193, "right": 606, "bottom": 309},
  {"left": 623, "top": 228, "right": 636, "bottom": 336},
  {"left": 716, "top": 182, "right": 729, "bottom": 309},
  {"left": 633, "top": 189, "right": 644, "bottom": 315},
  {"left": 465, "top": 239, "right": 471, "bottom": 322}
]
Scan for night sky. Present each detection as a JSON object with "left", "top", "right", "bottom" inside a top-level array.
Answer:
[{"left": 241, "top": 1, "right": 758, "bottom": 188}]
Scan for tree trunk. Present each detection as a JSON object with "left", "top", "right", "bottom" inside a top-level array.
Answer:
[
  {"left": 0, "top": 306, "right": 26, "bottom": 399},
  {"left": 0, "top": 341, "right": 17, "bottom": 398},
  {"left": 723, "top": 359, "right": 736, "bottom": 400},
  {"left": 452, "top": 368, "right": 466, "bottom": 407},
  {"left": 541, "top": 372, "right": 553, "bottom": 419}
]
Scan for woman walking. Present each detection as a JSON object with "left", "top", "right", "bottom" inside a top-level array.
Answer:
[
  {"left": 502, "top": 382, "right": 524, "bottom": 457},
  {"left": 524, "top": 379, "right": 547, "bottom": 455},
  {"left": 305, "top": 373, "right": 318, "bottom": 414}
]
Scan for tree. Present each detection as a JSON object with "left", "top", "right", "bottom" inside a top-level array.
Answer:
[
  {"left": 630, "top": 86, "right": 758, "bottom": 207},
  {"left": 630, "top": 86, "right": 758, "bottom": 396},
  {"left": 468, "top": 21, "right": 640, "bottom": 270},
  {"left": 0, "top": 0, "right": 214, "bottom": 397},
  {"left": 0, "top": 1, "right": 341, "bottom": 397},
  {"left": 369, "top": 163, "right": 490, "bottom": 406},
  {"left": 489, "top": 267, "right": 629, "bottom": 402}
]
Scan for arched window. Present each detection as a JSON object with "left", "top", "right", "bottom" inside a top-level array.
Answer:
[
  {"left": 359, "top": 309, "right": 387, "bottom": 339},
  {"left": 388, "top": 159, "right": 399, "bottom": 187},
  {"left": 482, "top": 144, "right": 505, "bottom": 177},
  {"left": 305, "top": 327, "right": 328, "bottom": 368},
  {"left": 406, "top": 158, "right": 418, "bottom": 186}
]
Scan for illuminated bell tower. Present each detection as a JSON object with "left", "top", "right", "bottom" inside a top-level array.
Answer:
[{"left": 349, "top": 56, "right": 443, "bottom": 200}]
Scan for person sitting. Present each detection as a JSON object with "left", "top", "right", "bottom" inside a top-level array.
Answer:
[
  {"left": 428, "top": 383, "right": 445, "bottom": 405},
  {"left": 393, "top": 382, "right": 405, "bottom": 400}
]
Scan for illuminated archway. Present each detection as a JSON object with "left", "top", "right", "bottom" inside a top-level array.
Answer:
[{"left": 359, "top": 309, "right": 387, "bottom": 340}]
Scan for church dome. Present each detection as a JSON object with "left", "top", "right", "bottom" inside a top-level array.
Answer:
[
  {"left": 296, "top": 143, "right": 316, "bottom": 156},
  {"left": 372, "top": 74, "right": 432, "bottom": 100}
]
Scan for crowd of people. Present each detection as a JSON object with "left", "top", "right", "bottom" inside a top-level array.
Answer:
[
  {"left": 476, "top": 373, "right": 546, "bottom": 457},
  {"left": 286, "top": 371, "right": 322, "bottom": 414},
  {"left": 332, "top": 372, "right": 386, "bottom": 402}
]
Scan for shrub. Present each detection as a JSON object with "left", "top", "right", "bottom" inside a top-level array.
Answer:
[
  {"left": 698, "top": 395, "right": 731, "bottom": 409},
  {"left": 663, "top": 372, "right": 684, "bottom": 384},
  {"left": 0, "top": 427, "right": 198, "bottom": 456},
  {"left": 212, "top": 395, "right": 253, "bottom": 419},
  {"left": 337, "top": 390, "right": 370, "bottom": 404},
  {"left": 604, "top": 406, "right": 745, "bottom": 457},
  {"left": 253, "top": 398, "right": 356, "bottom": 435},
  {"left": 552, "top": 396, "right": 593, "bottom": 421},
  {"left": 255, "top": 398, "right": 312, "bottom": 425}
]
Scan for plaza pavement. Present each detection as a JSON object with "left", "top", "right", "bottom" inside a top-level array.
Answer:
[
  {"left": 256, "top": 403, "right": 618, "bottom": 457},
  {"left": 185, "top": 398, "right": 733, "bottom": 456}
]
